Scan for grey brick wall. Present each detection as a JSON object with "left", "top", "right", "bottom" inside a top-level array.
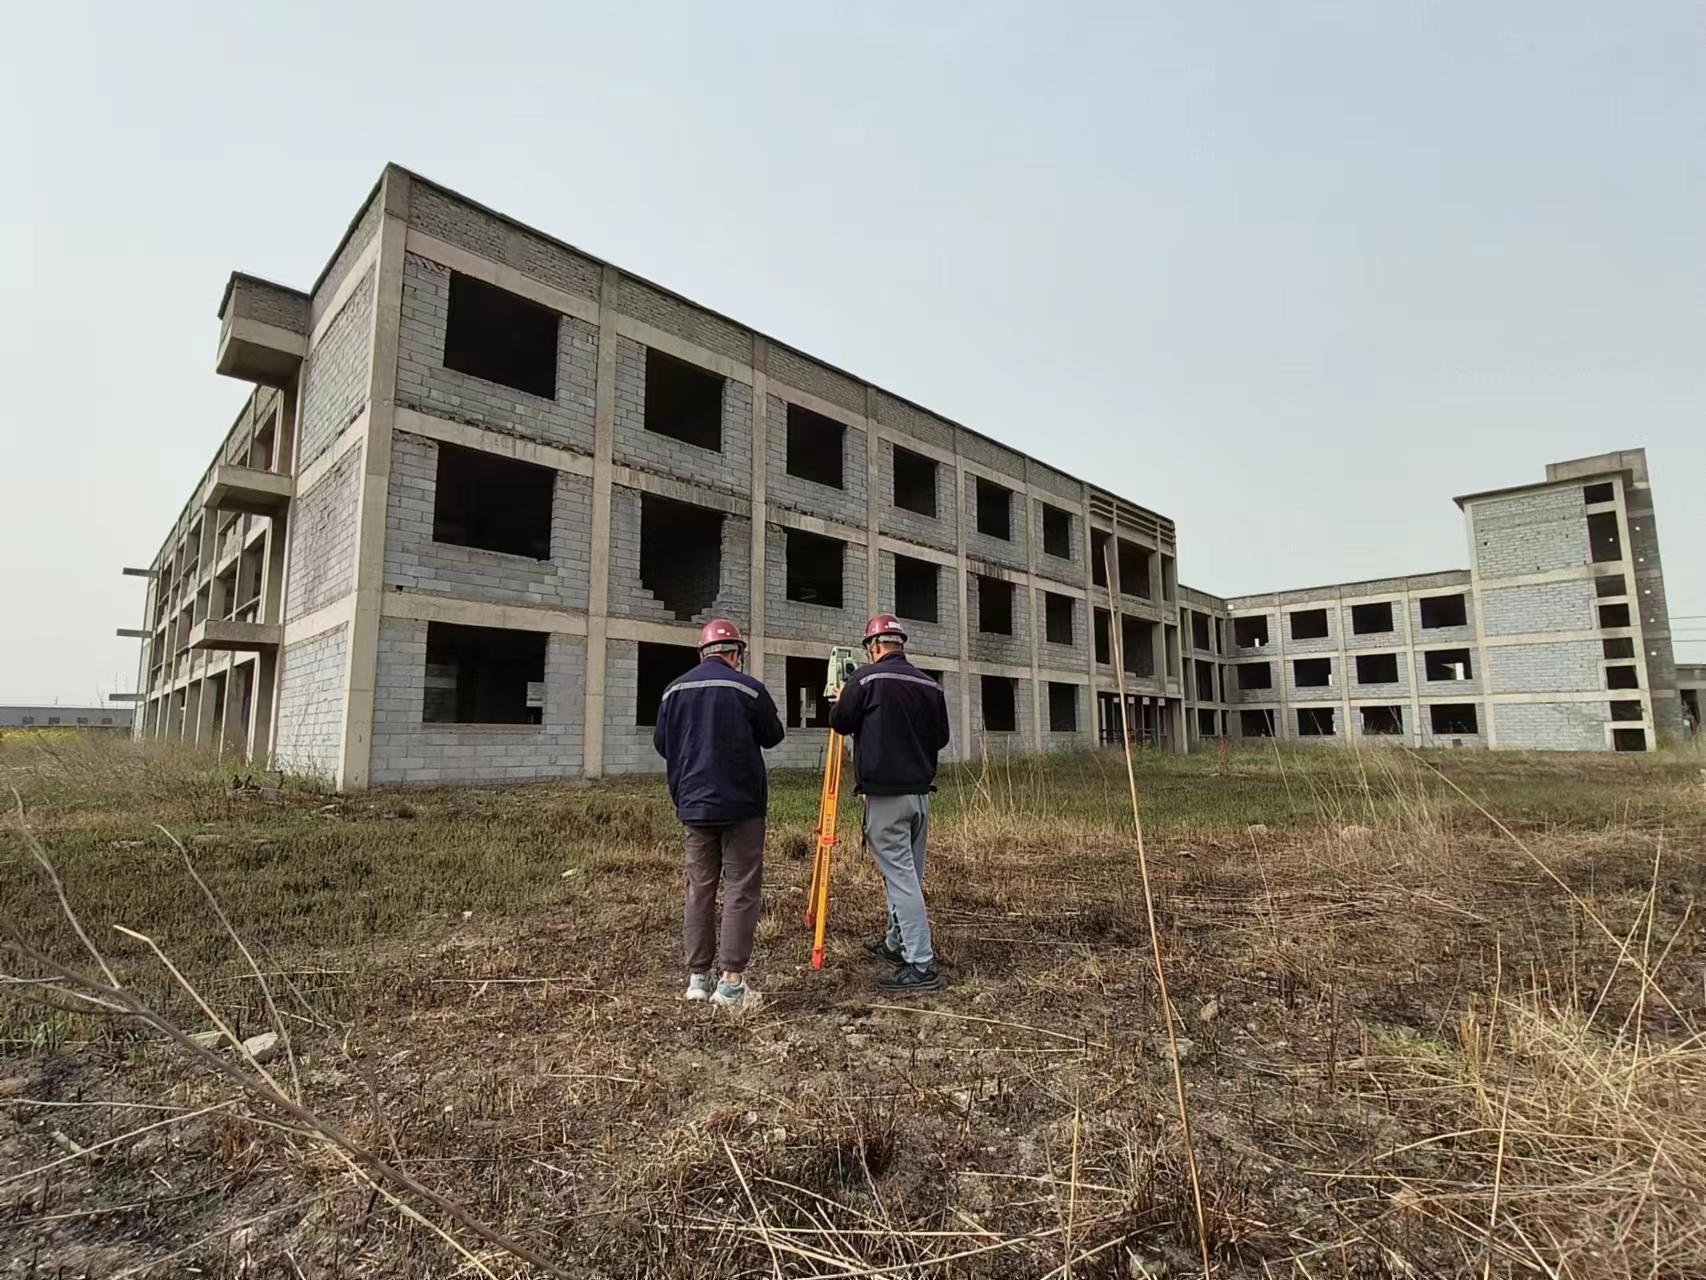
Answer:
[
  {"left": 1042, "top": 680, "right": 1092, "bottom": 753},
  {"left": 763, "top": 524, "right": 869, "bottom": 641},
  {"left": 765, "top": 394, "right": 868, "bottom": 525},
  {"left": 968, "top": 673, "right": 1034, "bottom": 750},
  {"left": 1036, "top": 587, "right": 1088, "bottom": 666},
  {"left": 368, "top": 618, "right": 586, "bottom": 784},
  {"left": 612, "top": 340, "right": 753, "bottom": 496},
  {"left": 285, "top": 442, "right": 362, "bottom": 623},
  {"left": 1480, "top": 580, "right": 1593, "bottom": 636},
  {"left": 875, "top": 551, "right": 960, "bottom": 660},
  {"left": 1419, "top": 710, "right": 1486, "bottom": 749},
  {"left": 1281, "top": 608, "right": 1339, "bottom": 654},
  {"left": 769, "top": 346, "right": 866, "bottom": 416},
  {"left": 1493, "top": 701, "right": 1608, "bottom": 751},
  {"left": 1412, "top": 593, "right": 1478, "bottom": 647},
  {"left": 396, "top": 254, "right": 598, "bottom": 455},
  {"left": 1286, "top": 654, "right": 1340, "bottom": 700},
  {"left": 874, "top": 441, "right": 957, "bottom": 553},
  {"left": 383, "top": 433, "right": 593, "bottom": 611},
  {"left": 958, "top": 431, "right": 1026, "bottom": 485},
  {"left": 314, "top": 193, "right": 380, "bottom": 323},
  {"left": 607, "top": 485, "right": 752, "bottom": 625},
  {"left": 1485, "top": 640, "right": 1604, "bottom": 693},
  {"left": 967, "top": 568, "right": 1032, "bottom": 667},
  {"left": 1473, "top": 489, "right": 1590, "bottom": 578},
  {"left": 298, "top": 268, "right": 374, "bottom": 469},
  {"left": 873, "top": 391, "right": 955, "bottom": 453},
  {"left": 407, "top": 182, "right": 603, "bottom": 302},
  {"left": 618, "top": 277, "right": 752, "bottom": 365},
  {"left": 964, "top": 478, "right": 1030, "bottom": 571},
  {"left": 1417, "top": 648, "right": 1481, "bottom": 695},
  {"left": 1340, "top": 602, "right": 1410, "bottom": 651},
  {"left": 274, "top": 624, "right": 347, "bottom": 779},
  {"left": 1348, "top": 650, "right": 1412, "bottom": 696},
  {"left": 1031, "top": 498, "right": 1084, "bottom": 587}
]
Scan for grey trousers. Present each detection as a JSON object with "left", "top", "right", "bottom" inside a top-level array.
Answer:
[
  {"left": 864, "top": 794, "right": 933, "bottom": 967},
  {"left": 683, "top": 818, "right": 765, "bottom": 975}
]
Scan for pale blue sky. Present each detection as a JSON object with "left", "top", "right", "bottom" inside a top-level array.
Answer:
[{"left": 3, "top": 2, "right": 1702, "bottom": 702}]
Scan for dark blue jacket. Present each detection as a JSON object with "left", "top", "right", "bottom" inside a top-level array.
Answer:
[
  {"left": 652, "top": 658, "right": 785, "bottom": 824},
  {"left": 828, "top": 652, "right": 951, "bottom": 796}
]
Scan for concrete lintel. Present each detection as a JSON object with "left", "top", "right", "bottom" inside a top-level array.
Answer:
[
  {"left": 382, "top": 590, "right": 590, "bottom": 637},
  {"left": 204, "top": 464, "right": 294, "bottom": 516},
  {"left": 188, "top": 619, "right": 283, "bottom": 652},
  {"left": 764, "top": 506, "right": 867, "bottom": 544},
  {"left": 612, "top": 315, "right": 753, "bottom": 386},
  {"left": 394, "top": 407, "right": 596, "bottom": 480},
  {"left": 763, "top": 378, "right": 869, "bottom": 433},
  {"left": 403, "top": 228, "right": 601, "bottom": 327}
]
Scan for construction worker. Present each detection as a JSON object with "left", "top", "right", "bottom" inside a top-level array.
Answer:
[
  {"left": 829, "top": 614, "right": 951, "bottom": 994},
  {"left": 653, "top": 619, "right": 785, "bottom": 1009}
]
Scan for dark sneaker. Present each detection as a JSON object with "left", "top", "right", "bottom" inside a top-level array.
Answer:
[
  {"left": 863, "top": 937, "right": 906, "bottom": 967},
  {"left": 878, "top": 964, "right": 944, "bottom": 996}
]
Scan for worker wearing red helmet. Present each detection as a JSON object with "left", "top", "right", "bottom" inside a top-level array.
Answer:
[
  {"left": 653, "top": 618, "right": 785, "bottom": 1009},
  {"left": 829, "top": 613, "right": 952, "bottom": 994}
]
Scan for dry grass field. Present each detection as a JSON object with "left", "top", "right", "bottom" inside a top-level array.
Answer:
[{"left": 2, "top": 733, "right": 1703, "bottom": 1278}]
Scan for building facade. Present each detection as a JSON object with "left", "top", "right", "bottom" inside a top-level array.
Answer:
[
  {"left": 1, "top": 706, "right": 133, "bottom": 732},
  {"left": 123, "top": 167, "right": 1692, "bottom": 784}
]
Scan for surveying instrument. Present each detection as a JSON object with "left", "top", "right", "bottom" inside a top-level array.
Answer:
[{"left": 805, "top": 646, "right": 860, "bottom": 969}]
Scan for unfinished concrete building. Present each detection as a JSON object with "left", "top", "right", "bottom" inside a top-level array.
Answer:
[{"left": 126, "top": 166, "right": 1186, "bottom": 787}]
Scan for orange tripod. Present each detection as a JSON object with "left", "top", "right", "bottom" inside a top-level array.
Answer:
[{"left": 804, "top": 730, "right": 846, "bottom": 970}]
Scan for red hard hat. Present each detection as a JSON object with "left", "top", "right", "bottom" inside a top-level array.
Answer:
[
  {"left": 864, "top": 614, "right": 908, "bottom": 643},
  {"left": 698, "top": 618, "right": 745, "bottom": 650}
]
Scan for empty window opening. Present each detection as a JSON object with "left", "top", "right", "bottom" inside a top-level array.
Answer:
[
  {"left": 1613, "top": 728, "right": 1647, "bottom": 752},
  {"left": 1595, "top": 574, "right": 1627, "bottom": 598},
  {"left": 786, "top": 530, "right": 845, "bottom": 609},
  {"left": 641, "top": 494, "right": 724, "bottom": 621},
  {"left": 1294, "top": 657, "right": 1332, "bottom": 688},
  {"left": 1190, "top": 612, "right": 1211, "bottom": 651},
  {"left": 1603, "top": 637, "right": 1635, "bottom": 660},
  {"left": 1195, "top": 659, "right": 1215, "bottom": 702},
  {"left": 1234, "top": 615, "right": 1270, "bottom": 649},
  {"left": 1291, "top": 609, "right": 1330, "bottom": 641},
  {"left": 1681, "top": 688, "right": 1700, "bottom": 729},
  {"left": 1351, "top": 602, "right": 1395, "bottom": 634},
  {"left": 1214, "top": 617, "right": 1225, "bottom": 654},
  {"left": 1587, "top": 512, "right": 1621, "bottom": 563},
  {"left": 977, "top": 575, "right": 1015, "bottom": 635},
  {"left": 1197, "top": 709, "right": 1217, "bottom": 737},
  {"left": 1360, "top": 705, "right": 1403, "bottom": 736},
  {"left": 976, "top": 478, "right": 1013, "bottom": 540},
  {"left": 785, "top": 404, "right": 844, "bottom": 489},
  {"left": 1094, "top": 608, "right": 1111, "bottom": 665},
  {"left": 1044, "top": 592, "right": 1075, "bottom": 646},
  {"left": 444, "top": 273, "right": 559, "bottom": 400},
  {"left": 248, "top": 417, "right": 277, "bottom": 471},
  {"left": 1356, "top": 653, "right": 1400, "bottom": 684},
  {"left": 424, "top": 622, "right": 547, "bottom": 725},
  {"left": 1238, "top": 662, "right": 1273, "bottom": 691},
  {"left": 1297, "top": 707, "right": 1336, "bottom": 737},
  {"left": 1091, "top": 530, "right": 1111, "bottom": 588},
  {"left": 1165, "top": 626, "right": 1180, "bottom": 678},
  {"left": 1606, "top": 665, "right": 1640, "bottom": 690},
  {"left": 1116, "top": 540, "right": 1152, "bottom": 598},
  {"left": 1419, "top": 594, "right": 1469, "bottom": 629},
  {"left": 785, "top": 655, "right": 833, "bottom": 729},
  {"left": 1609, "top": 699, "right": 1644, "bottom": 723},
  {"left": 893, "top": 555, "right": 940, "bottom": 624},
  {"left": 433, "top": 443, "right": 554, "bottom": 560},
  {"left": 1161, "top": 555, "right": 1177, "bottom": 603},
  {"left": 1583, "top": 481, "right": 1615, "bottom": 504},
  {"left": 1241, "top": 709, "right": 1276, "bottom": 738},
  {"left": 635, "top": 642, "right": 700, "bottom": 726},
  {"left": 1599, "top": 603, "right": 1632, "bottom": 629},
  {"left": 1048, "top": 682, "right": 1078, "bottom": 733},
  {"left": 1122, "top": 618, "right": 1156, "bottom": 677},
  {"left": 645, "top": 349, "right": 723, "bottom": 451},
  {"left": 1042, "top": 505, "right": 1072, "bottom": 559},
  {"left": 1424, "top": 649, "right": 1473, "bottom": 682},
  {"left": 892, "top": 446, "right": 937, "bottom": 518},
  {"left": 1430, "top": 703, "right": 1479, "bottom": 735},
  {"left": 981, "top": 676, "right": 1018, "bottom": 732}
]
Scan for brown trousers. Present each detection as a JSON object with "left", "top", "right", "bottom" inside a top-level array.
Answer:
[{"left": 683, "top": 818, "right": 766, "bottom": 975}]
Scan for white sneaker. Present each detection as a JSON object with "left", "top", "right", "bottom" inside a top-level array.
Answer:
[
  {"left": 685, "top": 972, "right": 715, "bottom": 1002},
  {"left": 711, "top": 979, "right": 758, "bottom": 1009}
]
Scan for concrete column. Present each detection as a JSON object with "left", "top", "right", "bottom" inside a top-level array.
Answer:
[
  {"left": 954, "top": 457, "right": 973, "bottom": 754},
  {"left": 747, "top": 340, "right": 770, "bottom": 683},
  {"left": 1401, "top": 585, "right": 1423, "bottom": 745},
  {"left": 1464, "top": 504, "right": 1496, "bottom": 748},
  {"left": 582, "top": 265, "right": 621, "bottom": 776},
  {"left": 1024, "top": 490, "right": 1043, "bottom": 749},
  {"left": 865, "top": 386, "right": 881, "bottom": 621}
]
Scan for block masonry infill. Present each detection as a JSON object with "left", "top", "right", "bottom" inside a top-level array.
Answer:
[{"left": 640, "top": 494, "right": 724, "bottom": 621}]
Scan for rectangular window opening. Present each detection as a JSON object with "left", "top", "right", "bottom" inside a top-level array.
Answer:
[
  {"left": 1190, "top": 612, "right": 1211, "bottom": 651},
  {"left": 1291, "top": 608, "right": 1330, "bottom": 641},
  {"left": 1424, "top": 648, "right": 1473, "bottom": 682},
  {"left": 1048, "top": 682, "right": 1078, "bottom": 733},
  {"left": 1195, "top": 659, "right": 1215, "bottom": 702},
  {"left": 785, "top": 404, "right": 845, "bottom": 489},
  {"left": 1606, "top": 664, "right": 1640, "bottom": 690},
  {"left": 785, "top": 655, "right": 833, "bottom": 729},
  {"left": 641, "top": 494, "right": 724, "bottom": 621},
  {"left": 1094, "top": 608, "right": 1111, "bottom": 665},
  {"left": 1165, "top": 625, "right": 1180, "bottom": 678},
  {"left": 1594, "top": 574, "right": 1627, "bottom": 599},
  {"left": 976, "top": 575, "right": 1015, "bottom": 635},
  {"left": 975, "top": 478, "right": 1013, "bottom": 540},
  {"left": 892, "top": 446, "right": 938, "bottom": 518},
  {"left": 434, "top": 442, "right": 555, "bottom": 560},
  {"left": 1237, "top": 662, "right": 1273, "bottom": 691},
  {"left": 1419, "top": 594, "right": 1469, "bottom": 629},
  {"left": 1195, "top": 709, "right": 1215, "bottom": 737},
  {"left": 1583, "top": 481, "right": 1615, "bottom": 504},
  {"left": 981, "top": 675, "right": 1018, "bottom": 733},
  {"left": 1297, "top": 707, "right": 1336, "bottom": 737},
  {"left": 1609, "top": 699, "right": 1644, "bottom": 723},
  {"left": 893, "top": 555, "right": 940, "bottom": 624},
  {"left": 1356, "top": 653, "right": 1400, "bottom": 685},
  {"left": 644, "top": 348, "right": 724, "bottom": 451},
  {"left": 1360, "top": 705, "right": 1403, "bottom": 736},
  {"left": 1044, "top": 592, "right": 1075, "bottom": 646},
  {"left": 1234, "top": 615, "right": 1270, "bottom": 649},
  {"left": 1121, "top": 617, "right": 1156, "bottom": 677},
  {"left": 1613, "top": 727, "right": 1647, "bottom": 752},
  {"left": 1116, "top": 540, "right": 1152, "bottom": 599},
  {"left": 1161, "top": 555, "right": 1177, "bottom": 603},
  {"left": 424, "top": 622, "right": 547, "bottom": 725},
  {"left": 1598, "top": 603, "right": 1632, "bottom": 629},
  {"left": 1351, "top": 601, "right": 1395, "bottom": 635},
  {"left": 1587, "top": 511, "right": 1622, "bottom": 563},
  {"left": 785, "top": 529, "right": 845, "bottom": 609},
  {"left": 444, "top": 273, "right": 559, "bottom": 400},
  {"left": 635, "top": 642, "right": 700, "bottom": 727},
  {"left": 1294, "top": 657, "right": 1332, "bottom": 688},
  {"left": 1041, "top": 504, "right": 1072, "bottom": 559},
  {"left": 1241, "top": 709, "right": 1275, "bottom": 738},
  {"left": 1603, "top": 637, "right": 1635, "bottom": 660},
  {"left": 1430, "top": 703, "right": 1479, "bottom": 735},
  {"left": 1091, "top": 530, "right": 1111, "bottom": 588}
]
